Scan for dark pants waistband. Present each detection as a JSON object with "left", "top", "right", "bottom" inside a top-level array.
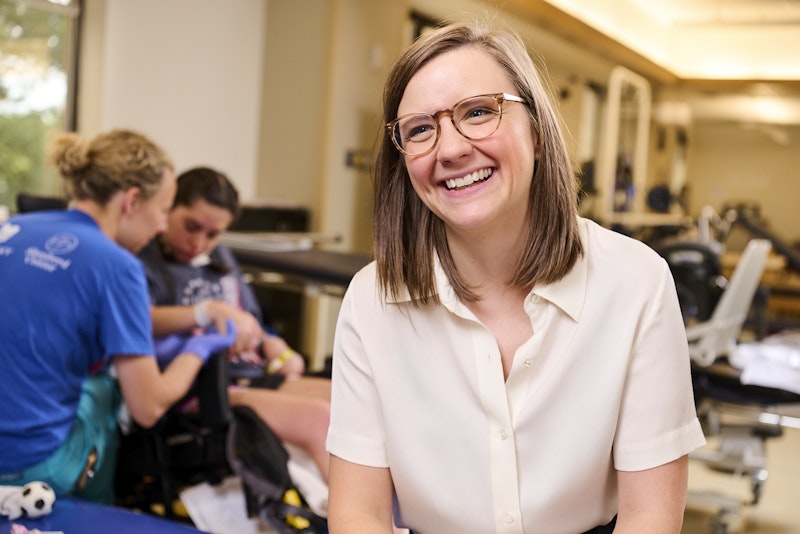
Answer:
[
  {"left": 408, "top": 515, "right": 617, "bottom": 534},
  {"left": 582, "top": 515, "right": 617, "bottom": 533}
]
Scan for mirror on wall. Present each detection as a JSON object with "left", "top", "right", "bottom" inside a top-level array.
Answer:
[
  {"left": 593, "top": 66, "right": 685, "bottom": 228},
  {"left": 594, "top": 66, "right": 650, "bottom": 225}
]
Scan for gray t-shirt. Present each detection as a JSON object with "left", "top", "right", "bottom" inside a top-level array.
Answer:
[{"left": 137, "top": 238, "right": 262, "bottom": 322}]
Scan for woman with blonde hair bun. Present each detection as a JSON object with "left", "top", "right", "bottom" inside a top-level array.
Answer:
[{"left": 0, "top": 129, "right": 235, "bottom": 503}]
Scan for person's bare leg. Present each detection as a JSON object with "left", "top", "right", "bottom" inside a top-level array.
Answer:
[
  {"left": 279, "top": 376, "right": 331, "bottom": 402},
  {"left": 228, "top": 387, "right": 330, "bottom": 481}
]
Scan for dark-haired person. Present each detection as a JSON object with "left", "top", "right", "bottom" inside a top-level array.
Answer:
[
  {"left": 137, "top": 166, "right": 331, "bottom": 481},
  {"left": 0, "top": 130, "right": 235, "bottom": 503},
  {"left": 325, "top": 21, "right": 706, "bottom": 534}
]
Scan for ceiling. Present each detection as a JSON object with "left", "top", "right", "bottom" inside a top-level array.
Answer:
[
  {"left": 484, "top": 0, "right": 800, "bottom": 125},
  {"left": 539, "top": 0, "right": 800, "bottom": 83},
  {"left": 631, "top": 0, "right": 800, "bottom": 26}
]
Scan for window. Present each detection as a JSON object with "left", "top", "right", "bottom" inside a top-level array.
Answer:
[{"left": 0, "top": 0, "right": 79, "bottom": 213}]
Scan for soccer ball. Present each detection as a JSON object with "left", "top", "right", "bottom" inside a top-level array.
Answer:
[{"left": 19, "top": 481, "right": 55, "bottom": 518}]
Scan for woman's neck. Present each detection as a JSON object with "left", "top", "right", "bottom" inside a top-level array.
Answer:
[
  {"left": 72, "top": 196, "right": 122, "bottom": 242},
  {"left": 446, "top": 225, "right": 528, "bottom": 296}
]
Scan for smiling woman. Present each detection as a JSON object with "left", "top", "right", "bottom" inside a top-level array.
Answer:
[
  {"left": 0, "top": 0, "right": 80, "bottom": 213},
  {"left": 326, "top": 20, "right": 706, "bottom": 534}
]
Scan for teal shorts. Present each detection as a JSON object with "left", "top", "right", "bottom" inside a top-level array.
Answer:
[{"left": 7, "top": 375, "right": 121, "bottom": 504}]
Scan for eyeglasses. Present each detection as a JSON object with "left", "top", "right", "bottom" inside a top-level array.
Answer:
[{"left": 387, "top": 93, "right": 527, "bottom": 157}]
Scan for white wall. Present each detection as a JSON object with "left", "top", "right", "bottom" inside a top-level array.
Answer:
[
  {"left": 315, "top": 0, "right": 406, "bottom": 254},
  {"left": 87, "top": 0, "right": 266, "bottom": 199},
  {"left": 257, "top": 0, "right": 332, "bottom": 219},
  {"left": 685, "top": 123, "right": 800, "bottom": 244}
]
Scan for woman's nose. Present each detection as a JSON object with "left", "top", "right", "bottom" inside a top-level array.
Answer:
[
  {"left": 188, "top": 233, "right": 206, "bottom": 252},
  {"left": 436, "top": 118, "right": 472, "bottom": 161}
]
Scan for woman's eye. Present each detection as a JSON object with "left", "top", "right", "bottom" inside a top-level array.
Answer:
[
  {"left": 464, "top": 107, "right": 494, "bottom": 120},
  {"left": 407, "top": 124, "right": 434, "bottom": 139}
]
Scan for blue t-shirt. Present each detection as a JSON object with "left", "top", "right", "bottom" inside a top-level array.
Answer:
[{"left": 0, "top": 209, "right": 154, "bottom": 472}]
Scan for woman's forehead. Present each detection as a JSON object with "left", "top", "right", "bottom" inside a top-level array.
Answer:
[
  {"left": 175, "top": 200, "right": 233, "bottom": 226},
  {"left": 398, "top": 47, "right": 512, "bottom": 115}
]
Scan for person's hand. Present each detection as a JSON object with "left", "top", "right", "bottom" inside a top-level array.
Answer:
[
  {"left": 153, "top": 333, "right": 191, "bottom": 366},
  {"left": 182, "top": 319, "right": 237, "bottom": 364},
  {"left": 207, "top": 301, "right": 263, "bottom": 355}
]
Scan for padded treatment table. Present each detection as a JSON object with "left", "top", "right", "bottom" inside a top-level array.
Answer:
[
  {"left": 221, "top": 232, "right": 371, "bottom": 289},
  {"left": 0, "top": 497, "right": 208, "bottom": 533}
]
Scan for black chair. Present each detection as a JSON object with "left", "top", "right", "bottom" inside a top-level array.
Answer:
[
  {"left": 115, "top": 350, "right": 233, "bottom": 519},
  {"left": 115, "top": 344, "right": 322, "bottom": 528},
  {"left": 654, "top": 240, "right": 725, "bottom": 323},
  {"left": 16, "top": 193, "right": 68, "bottom": 213}
]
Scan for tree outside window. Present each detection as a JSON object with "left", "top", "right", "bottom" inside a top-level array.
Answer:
[{"left": 0, "top": 0, "right": 79, "bottom": 215}]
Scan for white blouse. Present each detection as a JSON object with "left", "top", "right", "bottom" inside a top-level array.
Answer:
[{"left": 327, "top": 217, "right": 706, "bottom": 533}]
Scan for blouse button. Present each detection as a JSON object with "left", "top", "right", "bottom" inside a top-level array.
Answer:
[
  {"left": 498, "top": 429, "right": 509, "bottom": 440},
  {"left": 503, "top": 513, "right": 514, "bottom": 524},
  {"left": 531, "top": 295, "right": 542, "bottom": 304},
  {"left": 523, "top": 358, "right": 532, "bottom": 368}
]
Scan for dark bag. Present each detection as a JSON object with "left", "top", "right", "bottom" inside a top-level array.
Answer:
[{"left": 225, "top": 405, "right": 328, "bottom": 534}]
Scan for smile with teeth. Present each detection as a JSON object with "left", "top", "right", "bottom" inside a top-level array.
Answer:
[{"left": 444, "top": 168, "right": 493, "bottom": 191}]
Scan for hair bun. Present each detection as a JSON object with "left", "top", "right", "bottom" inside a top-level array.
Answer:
[{"left": 48, "top": 132, "right": 90, "bottom": 178}]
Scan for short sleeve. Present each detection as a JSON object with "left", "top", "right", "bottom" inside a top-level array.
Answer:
[
  {"left": 100, "top": 256, "right": 155, "bottom": 359},
  {"left": 614, "top": 260, "right": 706, "bottom": 470},
  {"left": 326, "top": 277, "right": 390, "bottom": 467}
]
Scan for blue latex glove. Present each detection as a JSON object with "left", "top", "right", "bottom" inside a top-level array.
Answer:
[
  {"left": 153, "top": 333, "right": 191, "bottom": 366},
  {"left": 181, "top": 319, "right": 237, "bottom": 364}
]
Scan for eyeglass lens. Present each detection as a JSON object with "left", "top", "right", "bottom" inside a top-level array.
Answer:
[{"left": 393, "top": 95, "right": 503, "bottom": 156}]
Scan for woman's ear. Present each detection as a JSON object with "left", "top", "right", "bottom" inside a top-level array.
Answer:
[{"left": 120, "top": 187, "right": 142, "bottom": 215}]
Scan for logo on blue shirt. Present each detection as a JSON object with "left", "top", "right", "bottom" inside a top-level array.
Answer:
[{"left": 45, "top": 233, "right": 79, "bottom": 255}]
